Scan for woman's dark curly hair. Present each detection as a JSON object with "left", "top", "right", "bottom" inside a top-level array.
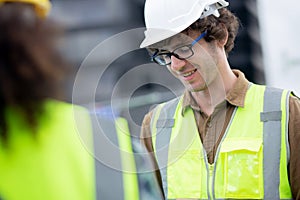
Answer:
[
  {"left": 183, "top": 8, "right": 240, "bottom": 56},
  {"left": 0, "top": 3, "right": 70, "bottom": 143}
]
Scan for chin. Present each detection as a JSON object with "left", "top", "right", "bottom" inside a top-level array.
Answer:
[{"left": 187, "top": 85, "right": 207, "bottom": 92}]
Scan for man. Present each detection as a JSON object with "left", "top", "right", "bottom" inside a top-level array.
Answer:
[{"left": 139, "top": 0, "right": 300, "bottom": 199}]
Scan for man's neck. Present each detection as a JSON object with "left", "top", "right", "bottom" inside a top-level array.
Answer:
[
  {"left": 191, "top": 70, "right": 237, "bottom": 116},
  {"left": 191, "top": 87, "right": 223, "bottom": 116}
]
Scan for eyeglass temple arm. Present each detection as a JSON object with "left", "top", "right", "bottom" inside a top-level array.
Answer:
[
  {"left": 191, "top": 31, "right": 207, "bottom": 46},
  {"left": 150, "top": 50, "right": 159, "bottom": 61}
]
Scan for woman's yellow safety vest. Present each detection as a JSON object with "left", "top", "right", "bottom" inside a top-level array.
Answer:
[
  {"left": 0, "top": 100, "right": 95, "bottom": 200},
  {"left": 150, "top": 84, "right": 293, "bottom": 199},
  {"left": 0, "top": 100, "right": 161, "bottom": 200},
  {"left": 92, "top": 116, "right": 140, "bottom": 200},
  {"left": 91, "top": 113, "right": 162, "bottom": 200}
]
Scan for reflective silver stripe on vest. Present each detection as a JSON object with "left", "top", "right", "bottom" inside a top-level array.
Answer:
[
  {"left": 261, "top": 87, "right": 283, "bottom": 200},
  {"left": 153, "top": 97, "right": 180, "bottom": 200},
  {"left": 91, "top": 115, "right": 125, "bottom": 200}
]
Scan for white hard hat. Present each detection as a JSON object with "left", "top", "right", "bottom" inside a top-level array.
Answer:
[{"left": 140, "top": 0, "right": 229, "bottom": 48}]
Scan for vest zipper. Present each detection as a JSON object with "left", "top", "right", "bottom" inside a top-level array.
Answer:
[
  {"left": 208, "top": 164, "right": 214, "bottom": 199},
  {"left": 203, "top": 148, "right": 214, "bottom": 200}
]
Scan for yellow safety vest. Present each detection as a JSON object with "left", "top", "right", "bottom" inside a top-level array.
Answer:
[
  {"left": 0, "top": 100, "right": 161, "bottom": 200},
  {"left": 91, "top": 113, "right": 162, "bottom": 200},
  {"left": 151, "top": 84, "right": 293, "bottom": 199},
  {"left": 0, "top": 100, "right": 95, "bottom": 200},
  {"left": 92, "top": 116, "right": 140, "bottom": 200}
]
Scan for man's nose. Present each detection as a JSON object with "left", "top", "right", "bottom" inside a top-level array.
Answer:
[{"left": 170, "top": 55, "right": 186, "bottom": 71}]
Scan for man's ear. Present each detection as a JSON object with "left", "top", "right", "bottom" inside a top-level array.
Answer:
[{"left": 218, "top": 24, "right": 228, "bottom": 47}]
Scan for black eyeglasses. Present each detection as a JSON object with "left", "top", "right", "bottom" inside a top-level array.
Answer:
[{"left": 150, "top": 31, "right": 207, "bottom": 66}]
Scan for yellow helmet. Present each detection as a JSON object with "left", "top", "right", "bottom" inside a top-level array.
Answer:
[{"left": 0, "top": 0, "right": 51, "bottom": 18}]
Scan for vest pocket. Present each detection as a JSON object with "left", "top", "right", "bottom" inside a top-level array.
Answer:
[{"left": 217, "top": 139, "right": 263, "bottom": 199}]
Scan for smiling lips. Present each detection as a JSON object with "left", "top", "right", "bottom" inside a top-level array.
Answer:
[{"left": 183, "top": 69, "right": 197, "bottom": 77}]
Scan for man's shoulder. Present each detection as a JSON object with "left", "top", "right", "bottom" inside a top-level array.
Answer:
[{"left": 290, "top": 93, "right": 300, "bottom": 108}]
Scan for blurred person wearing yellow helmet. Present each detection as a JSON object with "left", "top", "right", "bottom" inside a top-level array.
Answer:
[
  {"left": 0, "top": 1, "right": 163, "bottom": 199},
  {"left": 0, "top": 0, "right": 95, "bottom": 199}
]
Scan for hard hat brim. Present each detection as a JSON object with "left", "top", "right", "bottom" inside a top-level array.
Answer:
[{"left": 140, "top": 28, "right": 178, "bottom": 48}]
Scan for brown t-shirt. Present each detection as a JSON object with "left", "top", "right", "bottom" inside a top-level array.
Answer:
[{"left": 140, "top": 70, "right": 300, "bottom": 199}]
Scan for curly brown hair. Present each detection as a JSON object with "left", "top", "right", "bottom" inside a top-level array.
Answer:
[
  {"left": 183, "top": 8, "right": 240, "bottom": 56},
  {"left": 0, "top": 3, "right": 70, "bottom": 143}
]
